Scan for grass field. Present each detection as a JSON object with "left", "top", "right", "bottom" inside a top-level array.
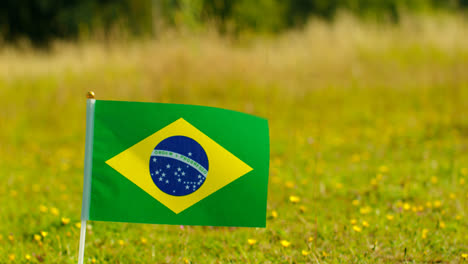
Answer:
[{"left": 1, "top": 14, "right": 468, "bottom": 263}]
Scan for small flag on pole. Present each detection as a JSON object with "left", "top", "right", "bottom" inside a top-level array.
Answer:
[{"left": 81, "top": 98, "right": 270, "bottom": 228}]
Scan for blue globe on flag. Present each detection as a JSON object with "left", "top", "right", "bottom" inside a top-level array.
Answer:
[{"left": 149, "top": 136, "right": 209, "bottom": 196}]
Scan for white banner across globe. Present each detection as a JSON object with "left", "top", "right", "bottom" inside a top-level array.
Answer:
[{"left": 151, "top": 150, "right": 208, "bottom": 177}]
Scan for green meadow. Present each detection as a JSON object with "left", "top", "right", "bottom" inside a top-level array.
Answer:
[{"left": 1, "top": 14, "right": 467, "bottom": 263}]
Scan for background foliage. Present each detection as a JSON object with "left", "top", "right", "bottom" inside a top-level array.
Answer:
[{"left": 1, "top": 0, "right": 468, "bottom": 44}]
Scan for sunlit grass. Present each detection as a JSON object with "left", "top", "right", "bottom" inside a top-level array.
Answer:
[{"left": 0, "top": 14, "right": 467, "bottom": 263}]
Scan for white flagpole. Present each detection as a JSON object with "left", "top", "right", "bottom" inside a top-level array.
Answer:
[
  {"left": 77, "top": 219, "right": 87, "bottom": 264},
  {"left": 79, "top": 91, "right": 96, "bottom": 264}
]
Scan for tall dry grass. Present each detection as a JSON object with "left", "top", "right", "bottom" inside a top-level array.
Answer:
[{"left": 1, "top": 13, "right": 467, "bottom": 93}]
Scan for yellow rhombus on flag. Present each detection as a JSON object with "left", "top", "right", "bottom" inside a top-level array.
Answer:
[{"left": 106, "top": 118, "right": 253, "bottom": 214}]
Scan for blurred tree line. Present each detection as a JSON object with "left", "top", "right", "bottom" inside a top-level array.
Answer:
[{"left": 1, "top": 0, "right": 467, "bottom": 45}]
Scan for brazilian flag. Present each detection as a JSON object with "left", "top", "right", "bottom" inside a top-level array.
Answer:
[{"left": 81, "top": 99, "right": 270, "bottom": 227}]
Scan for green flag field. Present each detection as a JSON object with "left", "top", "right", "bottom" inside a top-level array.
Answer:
[{"left": 1, "top": 16, "right": 468, "bottom": 263}]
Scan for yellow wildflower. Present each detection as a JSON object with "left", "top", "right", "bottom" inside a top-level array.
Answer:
[
  {"left": 39, "top": 205, "right": 48, "bottom": 213},
  {"left": 386, "top": 214, "right": 394, "bottom": 221},
  {"left": 360, "top": 206, "right": 371, "bottom": 214},
  {"left": 379, "top": 165, "right": 388, "bottom": 173},
  {"left": 289, "top": 195, "right": 300, "bottom": 203},
  {"left": 396, "top": 200, "right": 403, "bottom": 207},
  {"left": 40, "top": 231, "right": 48, "bottom": 238},
  {"left": 118, "top": 239, "right": 125, "bottom": 246},
  {"left": 425, "top": 201, "right": 432, "bottom": 208},
  {"left": 271, "top": 210, "right": 278, "bottom": 219},
  {"left": 299, "top": 205, "right": 307, "bottom": 213},
  {"left": 422, "top": 229, "right": 429, "bottom": 239},
  {"left": 302, "top": 250, "right": 310, "bottom": 256},
  {"left": 285, "top": 181, "right": 295, "bottom": 188},
  {"left": 439, "top": 221, "right": 446, "bottom": 229},
  {"left": 461, "top": 168, "right": 468, "bottom": 176},
  {"left": 352, "top": 199, "right": 360, "bottom": 206},
  {"left": 280, "top": 240, "right": 291, "bottom": 247},
  {"left": 322, "top": 251, "right": 329, "bottom": 257},
  {"left": 449, "top": 193, "right": 456, "bottom": 200},
  {"left": 350, "top": 219, "right": 357, "bottom": 225},
  {"left": 434, "top": 200, "right": 442, "bottom": 208},
  {"left": 353, "top": 225, "right": 362, "bottom": 232},
  {"left": 460, "top": 178, "right": 465, "bottom": 185},
  {"left": 0, "top": 234, "right": 2, "bottom": 241},
  {"left": 430, "top": 176, "right": 438, "bottom": 184},
  {"left": 271, "top": 176, "right": 280, "bottom": 184},
  {"left": 8, "top": 234, "right": 14, "bottom": 241},
  {"left": 403, "top": 203, "right": 411, "bottom": 211},
  {"left": 351, "top": 154, "right": 360, "bottom": 163},
  {"left": 75, "top": 222, "right": 81, "bottom": 229},
  {"left": 140, "top": 237, "right": 147, "bottom": 244},
  {"left": 335, "top": 183, "right": 343, "bottom": 189},
  {"left": 362, "top": 221, "right": 369, "bottom": 227},
  {"left": 34, "top": 234, "right": 42, "bottom": 241},
  {"left": 456, "top": 215, "right": 462, "bottom": 220},
  {"left": 25, "top": 254, "right": 32, "bottom": 261},
  {"left": 370, "top": 178, "right": 378, "bottom": 186},
  {"left": 61, "top": 217, "right": 70, "bottom": 225},
  {"left": 272, "top": 157, "right": 282, "bottom": 166},
  {"left": 417, "top": 205, "right": 424, "bottom": 212},
  {"left": 308, "top": 236, "right": 314, "bottom": 242},
  {"left": 50, "top": 207, "right": 59, "bottom": 216},
  {"left": 247, "top": 239, "right": 257, "bottom": 245},
  {"left": 8, "top": 254, "right": 15, "bottom": 261},
  {"left": 462, "top": 253, "right": 468, "bottom": 260},
  {"left": 91, "top": 258, "right": 97, "bottom": 263}
]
